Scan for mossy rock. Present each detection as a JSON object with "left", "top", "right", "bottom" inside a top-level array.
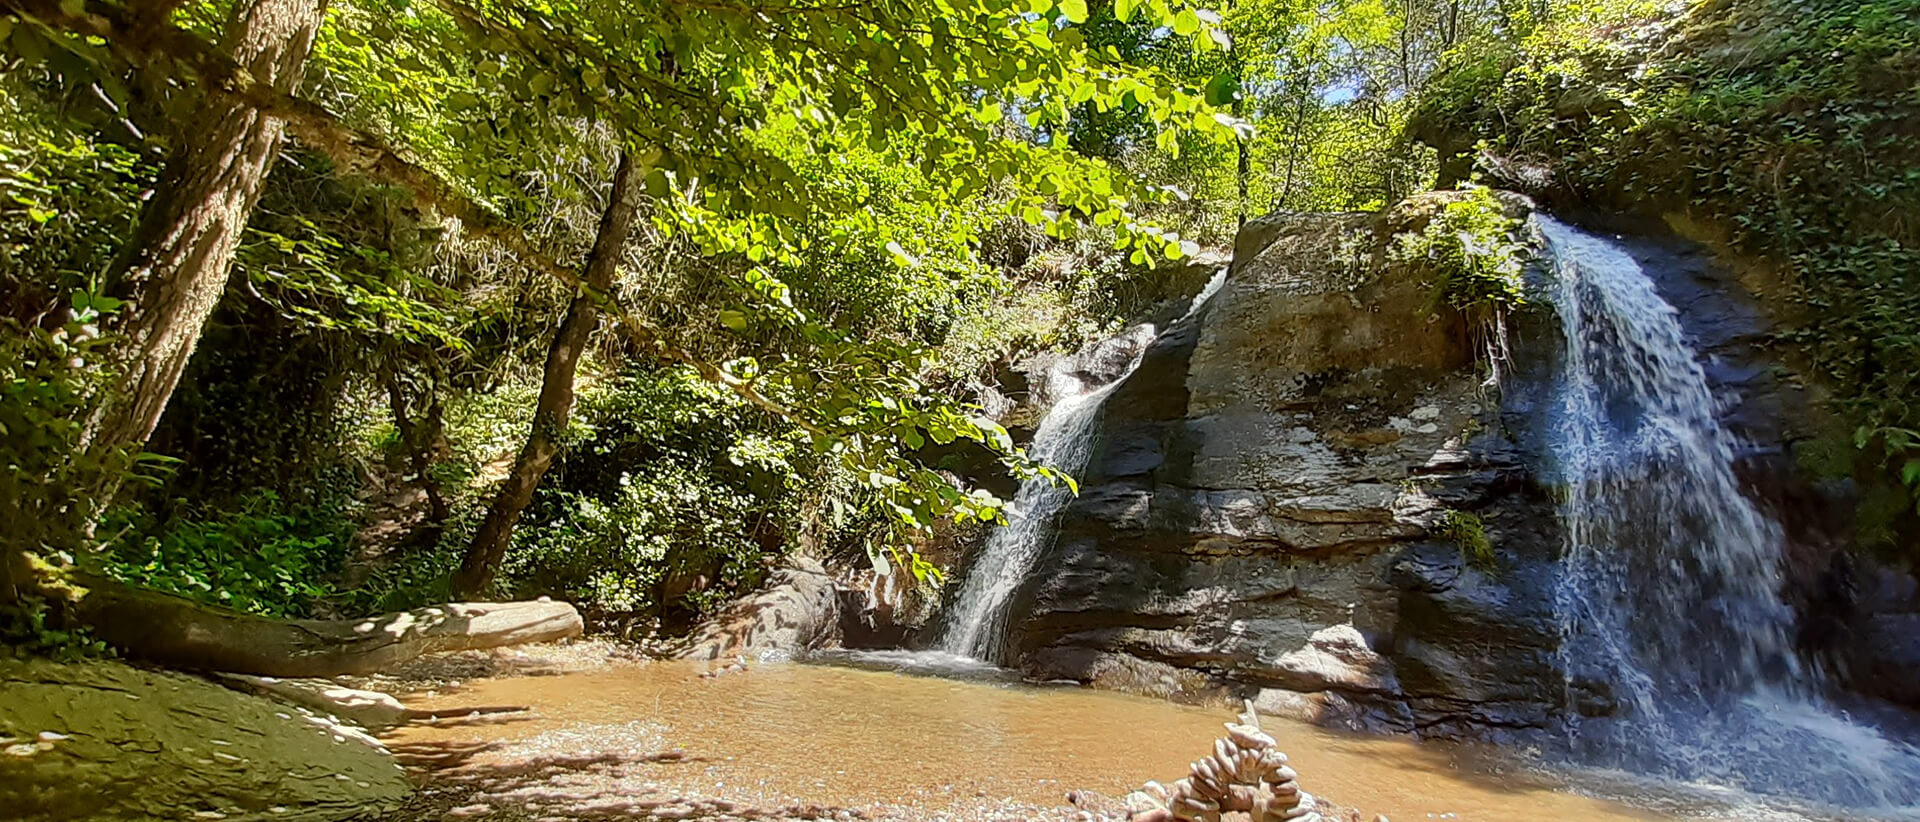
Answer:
[{"left": 0, "top": 657, "right": 410, "bottom": 821}]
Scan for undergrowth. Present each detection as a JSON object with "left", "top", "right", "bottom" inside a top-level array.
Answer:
[{"left": 1416, "top": 0, "right": 1920, "bottom": 526}]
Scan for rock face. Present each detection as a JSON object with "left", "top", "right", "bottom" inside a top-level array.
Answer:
[
  {"left": 996, "top": 192, "right": 1920, "bottom": 734},
  {"left": 0, "top": 658, "right": 410, "bottom": 821},
  {"left": 1013, "top": 193, "right": 1569, "bottom": 736}
]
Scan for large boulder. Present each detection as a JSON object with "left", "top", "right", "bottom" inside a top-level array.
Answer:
[
  {"left": 0, "top": 658, "right": 410, "bottom": 821},
  {"left": 1011, "top": 193, "right": 1569, "bottom": 737},
  {"left": 678, "top": 557, "right": 840, "bottom": 662}
]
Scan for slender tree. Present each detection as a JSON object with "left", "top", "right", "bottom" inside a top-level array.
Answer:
[
  {"left": 84, "top": 0, "right": 327, "bottom": 453},
  {"left": 452, "top": 151, "right": 646, "bottom": 599}
]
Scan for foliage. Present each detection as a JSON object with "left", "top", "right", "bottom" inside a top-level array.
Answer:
[
  {"left": 1391, "top": 186, "right": 1527, "bottom": 311},
  {"left": 0, "top": 76, "right": 155, "bottom": 325},
  {"left": 0, "top": 298, "right": 142, "bottom": 654},
  {"left": 0, "top": 591, "right": 111, "bottom": 660},
  {"left": 1441, "top": 509, "right": 1497, "bottom": 570},
  {"left": 93, "top": 492, "right": 356, "bottom": 619},
  {"left": 0, "top": 0, "right": 1747, "bottom": 647},
  {"left": 0, "top": 300, "right": 143, "bottom": 563},
  {"left": 1416, "top": 0, "right": 1920, "bottom": 514},
  {"left": 501, "top": 367, "right": 801, "bottom": 627}
]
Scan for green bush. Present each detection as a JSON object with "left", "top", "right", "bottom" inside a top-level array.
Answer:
[
  {"left": 0, "top": 300, "right": 139, "bottom": 656},
  {"left": 1392, "top": 185, "right": 1528, "bottom": 312},
  {"left": 94, "top": 492, "right": 356, "bottom": 619},
  {"left": 0, "top": 80, "right": 154, "bottom": 321},
  {"left": 499, "top": 366, "right": 805, "bottom": 628}
]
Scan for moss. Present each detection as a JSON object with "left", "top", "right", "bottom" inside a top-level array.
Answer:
[
  {"left": 1441, "top": 509, "right": 1497, "bottom": 570},
  {"left": 1417, "top": 0, "right": 1920, "bottom": 520}
]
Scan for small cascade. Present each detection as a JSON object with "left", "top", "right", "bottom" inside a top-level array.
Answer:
[
  {"left": 1538, "top": 216, "right": 1920, "bottom": 810},
  {"left": 936, "top": 270, "right": 1227, "bottom": 663}
]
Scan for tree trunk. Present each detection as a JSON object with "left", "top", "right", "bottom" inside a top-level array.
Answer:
[
  {"left": 85, "top": 0, "right": 326, "bottom": 453},
  {"left": 384, "top": 361, "right": 450, "bottom": 523},
  {"left": 451, "top": 151, "right": 646, "bottom": 599},
  {"left": 68, "top": 571, "right": 582, "bottom": 677}
]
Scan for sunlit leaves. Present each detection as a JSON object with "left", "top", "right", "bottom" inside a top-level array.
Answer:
[{"left": 178, "top": 0, "right": 1237, "bottom": 537}]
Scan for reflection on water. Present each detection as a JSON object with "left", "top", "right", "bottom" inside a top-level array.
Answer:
[{"left": 391, "top": 660, "right": 1689, "bottom": 821}]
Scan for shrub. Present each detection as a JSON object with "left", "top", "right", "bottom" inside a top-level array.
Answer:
[
  {"left": 499, "top": 366, "right": 805, "bottom": 629},
  {"left": 1392, "top": 186, "right": 1528, "bottom": 313},
  {"left": 94, "top": 492, "right": 356, "bottom": 619}
]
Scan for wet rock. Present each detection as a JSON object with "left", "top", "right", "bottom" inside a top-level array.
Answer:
[
  {"left": 0, "top": 657, "right": 409, "bottom": 821},
  {"left": 1851, "top": 613, "right": 1920, "bottom": 707},
  {"left": 1009, "top": 195, "right": 1567, "bottom": 738}
]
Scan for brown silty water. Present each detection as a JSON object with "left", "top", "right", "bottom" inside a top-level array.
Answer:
[{"left": 387, "top": 660, "right": 1683, "bottom": 821}]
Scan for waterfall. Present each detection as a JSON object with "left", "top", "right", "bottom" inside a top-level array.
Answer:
[
  {"left": 1539, "top": 217, "right": 1920, "bottom": 810},
  {"left": 936, "top": 269, "right": 1227, "bottom": 663}
]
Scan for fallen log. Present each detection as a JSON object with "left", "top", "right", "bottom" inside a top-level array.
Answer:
[{"left": 64, "top": 571, "right": 583, "bottom": 677}]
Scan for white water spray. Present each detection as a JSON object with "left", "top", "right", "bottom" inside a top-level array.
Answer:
[
  {"left": 936, "top": 270, "right": 1227, "bottom": 663},
  {"left": 1539, "top": 216, "right": 1920, "bottom": 811}
]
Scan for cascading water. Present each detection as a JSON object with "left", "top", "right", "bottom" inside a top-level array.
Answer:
[
  {"left": 935, "top": 269, "right": 1227, "bottom": 664},
  {"left": 1539, "top": 216, "right": 1920, "bottom": 811}
]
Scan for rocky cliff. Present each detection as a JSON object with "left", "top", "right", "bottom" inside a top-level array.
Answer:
[
  {"left": 984, "top": 189, "right": 1920, "bottom": 738},
  {"left": 1009, "top": 192, "right": 1569, "bottom": 737}
]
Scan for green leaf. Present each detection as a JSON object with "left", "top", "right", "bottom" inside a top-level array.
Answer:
[
  {"left": 1903, "top": 460, "right": 1920, "bottom": 487},
  {"left": 1114, "top": 0, "right": 1137, "bottom": 21},
  {"left": 1173, "top": 9, "right": 1200, "bottom": 36},
  {"left": 1059, "top": 0, "right": 1089, "bottom": 24},
  {"left": 1204, "top": 72, "right": 1239, "bottom": 107},
  {"left": 718, "top": 310, "right": 749, "bottom": 332}
]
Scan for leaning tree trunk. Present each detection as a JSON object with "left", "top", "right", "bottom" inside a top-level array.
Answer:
[
  {"left": 84, "top": 0, "right": 326, "bottom": 453},
  {"left": 451, "top": 151, "right": 646, "bottom": 599},
  {"left": 67, "top": 571, "right": 582, "bottom": 676}
]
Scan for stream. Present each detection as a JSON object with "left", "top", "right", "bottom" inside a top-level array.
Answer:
[
  {"left": 391, "top": 658, "right": 1700, "bottom": 822},
  {"left": 386, "top": 217, "right": 1920, "bottom": 822}
]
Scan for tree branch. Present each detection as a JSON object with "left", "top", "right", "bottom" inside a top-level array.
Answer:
[{"left": 2, "top": 0, "right": 826, "bottom": 435}]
